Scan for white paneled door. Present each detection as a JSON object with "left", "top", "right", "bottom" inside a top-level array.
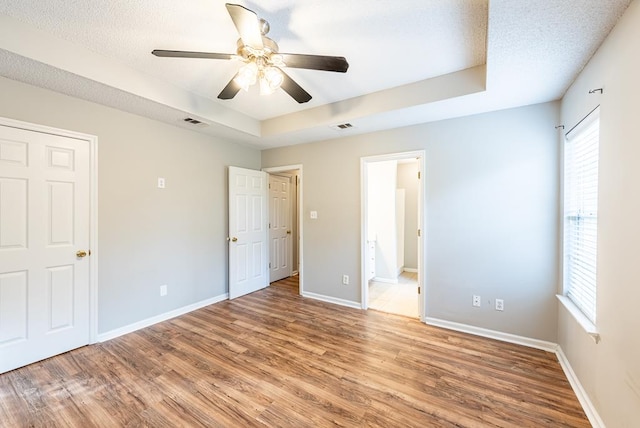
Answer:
[
  {"left": 0, "top": 123, "right": 92, "bottom": 374},
  {"left": 269, "top": 175, "right": 292, "bottom": 283},
  {"left": 228, "top": 166, "right": 268, "bottom": 299}
]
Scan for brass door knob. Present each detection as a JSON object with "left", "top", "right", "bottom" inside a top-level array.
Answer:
[
  {"left": 231, "top": 237, "right": 238, "bottom": 242},
  {"left": 76, "top": 250, "right": 87, "bottom": 258}
]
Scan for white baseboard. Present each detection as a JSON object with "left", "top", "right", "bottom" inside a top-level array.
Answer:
[
  {"left": 424, "top": 317, "right": 558, "bottom": 352},
  {"left": 98, "top": 293, "right": 228, "bottom": 342},
  {"left": 403, "top": 267, "right": 418, "bottom": 273},
  {"left": 301, "top": 291, "right": 361, "bottom": 310},
  {"left": 556, "top": 347, "right": 605, "bottom": 428},
  {"left": 424, "top": 317, "right": 603, "bottom": 426},
  {"left": 372, "top": 276, "right": 399, "bottom": 284}
]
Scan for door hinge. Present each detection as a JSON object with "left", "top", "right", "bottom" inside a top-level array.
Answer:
[
  {"left": 269, "top": 223, "right": 271, "bottom": 229},
  {"left": 268, "top": 183, "right": 271, "bottom": 189},
  {"left": 418, "top": 286, "right": 421, "bottom": 294},
  {"left": 418, "top": 229, "right": 421, "bottom": 237},
  {"left": 269, "top": 262, "right": 271, "bottom": 268},
  {"left": 418, "top": 171, "right": 421, "bottom": 179}
]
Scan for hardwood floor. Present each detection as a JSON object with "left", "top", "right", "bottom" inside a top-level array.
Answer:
[{"left": 0, "top": 276, "right": 589, "bottom": 427}]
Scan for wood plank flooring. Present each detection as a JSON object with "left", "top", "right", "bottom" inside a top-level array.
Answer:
[{"left": 0, "top": 276, "right": 589, "bottom": 427}]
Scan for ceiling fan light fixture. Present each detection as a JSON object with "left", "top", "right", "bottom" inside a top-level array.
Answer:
[
  {"left": 153, "top": 4, "right": 348, "bottom": 103},
  {"left": 259, "top": 66, "right": 283, "bottom": 95},
  {"left": 259, "top": 77, "right": 274, "bottom": 95},
  {"left": 234, "top": 61, "right": 258, "bottom": 91},
  {"left": 270, "top": 54, "right": 284, "bottom": 67}
]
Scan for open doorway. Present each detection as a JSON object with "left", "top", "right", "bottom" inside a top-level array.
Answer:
[
  {"left": 361, "top": 151, "right": 425, "bottom": 319},
  {"left": 263, "top": 165, "right": 303, "bottom": 294}
]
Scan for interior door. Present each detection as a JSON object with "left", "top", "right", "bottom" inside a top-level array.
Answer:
[
  {"left": 228, "top": 166, "right": 268, "bottom": 299},
  {"left": 0, "top": 124, "right": 91, "bottom": 374},
  {"left": 269, "top": 174, "right": 292, "bottom": 282}
]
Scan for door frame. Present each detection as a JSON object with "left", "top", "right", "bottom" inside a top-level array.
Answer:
[
  {"left": 263, "top": 164, "right": 303, "bottom": 295},
  {"left": 0, "top": 116, "right": 99, "bottom": 343},
  {"left": 361, "top": 151, "right": 426, "bottom": 320}
]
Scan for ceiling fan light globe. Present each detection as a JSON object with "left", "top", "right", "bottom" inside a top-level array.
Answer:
[
  {"left": 270, "top": 54, "right": 285, "bottom": 67},
  {"left": 234, "top": 62, "right": 258, "bottom": 91},
  {"left": 259, "top": 77, "right": 275, "bottom": 95},
  {"left": 264, "top": 66, "right": 284, "bottom": 90}
]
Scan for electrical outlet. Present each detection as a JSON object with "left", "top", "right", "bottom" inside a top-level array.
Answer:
[
  {"left": 473, "top": 295, "right": 481, "bottom": 307},
  {"left": 495, "top": 299, "right": 504, "bottom": 311},
  {"left": 157, "top": 177, "right": 166, "bottom": 189},
  {"left": 310, "top": 211, "right": 318, "bottom": 219},
  {"left": 342, "top": 275, "right": 349, "bottom": 285},
  {"left": 160, "top": 284, "right": 168, "bottom": 296}
]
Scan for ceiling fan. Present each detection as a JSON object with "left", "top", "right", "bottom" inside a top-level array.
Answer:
[{"left": 152, "top": 3, "right": 349, "bottom": 104}]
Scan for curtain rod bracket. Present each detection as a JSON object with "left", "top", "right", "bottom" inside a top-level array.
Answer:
[
  {"left": 589, "top": 88, "right": 603, "bottom": 94},
  {"left": 555, "top": 125, "right": 565, "bottom": 130}
]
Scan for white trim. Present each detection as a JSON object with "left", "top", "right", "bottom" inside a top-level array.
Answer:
[
  {"left": 0, "top": 116, "right": 99, "bottom": 344},
  {"left": 556, "top": 295, "right": 600, "bottom": 343},
  {"left": 424, "top": 317, "right": 558, "bottom": 352},
  {"left": 263, "top": 164, "right": 303, "bottom": 295},
  {"left": 360, "top": 157, "right": 368, "bottom": 309},
  {"left": 301, "top": 291, "right": 361, "bottom": 310},
  {"left": 98, "top": 293, "right": 228, "bottom": 342},
  {"left": 89, "top": 129, "right": 99, "bottom": 345},
  {"left": 556, "top": 346, "right": 605, "bottom": 428},
  {"left": 403, "top": 267, "right": 418, "bottom": 273},
  {"left": 372, "top": 276, "right": 399, "bottom": 284}
]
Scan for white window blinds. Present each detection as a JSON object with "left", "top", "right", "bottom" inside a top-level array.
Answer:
[{"left": 563, "top": 107, "right": 600, "bottom": 324}]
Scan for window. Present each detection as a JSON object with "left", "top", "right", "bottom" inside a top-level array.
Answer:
[{"left": 563, "top": 107, "right": 599, "bottom": 324}]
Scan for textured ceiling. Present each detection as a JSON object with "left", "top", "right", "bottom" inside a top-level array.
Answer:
[{"left": 0, "top": 0, "right": 632, "bottom": 148}]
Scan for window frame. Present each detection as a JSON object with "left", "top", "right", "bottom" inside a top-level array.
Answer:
[{"left": 560, "top": 106, "right": 600, "bottom": 341}]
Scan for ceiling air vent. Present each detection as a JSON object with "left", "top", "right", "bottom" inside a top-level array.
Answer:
[
  {"left": 329, "top": 122, "right": 354, "bottom": 131},
  {"left": 182, "top": 117, "right": 208, "bottom": 127}
]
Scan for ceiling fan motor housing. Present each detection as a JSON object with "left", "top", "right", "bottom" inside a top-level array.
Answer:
[{"left": 236, "top": 37, "right": 279, "bottom": 60}]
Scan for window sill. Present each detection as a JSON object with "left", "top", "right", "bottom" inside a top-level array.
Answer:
[{"left": 556, "top": 295, "right": 600, "bottom": 343}]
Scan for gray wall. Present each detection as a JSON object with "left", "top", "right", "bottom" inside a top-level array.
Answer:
[
  {"left": 559, "top": 1, "right": 640, "bottom": 425},
  {"left": 262, "top": 101, "right": 560, "bottom": 341},
  {"left": 0, "top": 76, "right": 261, "bottom": 334},
  {"left": 397, "top": 162, "right": 419, "bottom": 270}
]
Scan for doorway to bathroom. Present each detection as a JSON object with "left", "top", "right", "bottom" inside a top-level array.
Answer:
[{"left": 361, "top": 151, "right": 425, "bottom": 319}]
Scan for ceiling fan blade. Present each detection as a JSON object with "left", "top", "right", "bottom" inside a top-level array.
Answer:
[
  {"left": 152, "top": 50, "right": 233, "bottom": 60},
  {"left": 279, "top": 70, "right": 312, "bottom": 104},
  {"left": 218, "top": 74, "right": 242, "bottom": 100},
  {"left": 225, "top": 3, "right": 264, "bottom": 49},
  {"left": 279, "top": 53, "right": 349, "bottom": 73}
]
